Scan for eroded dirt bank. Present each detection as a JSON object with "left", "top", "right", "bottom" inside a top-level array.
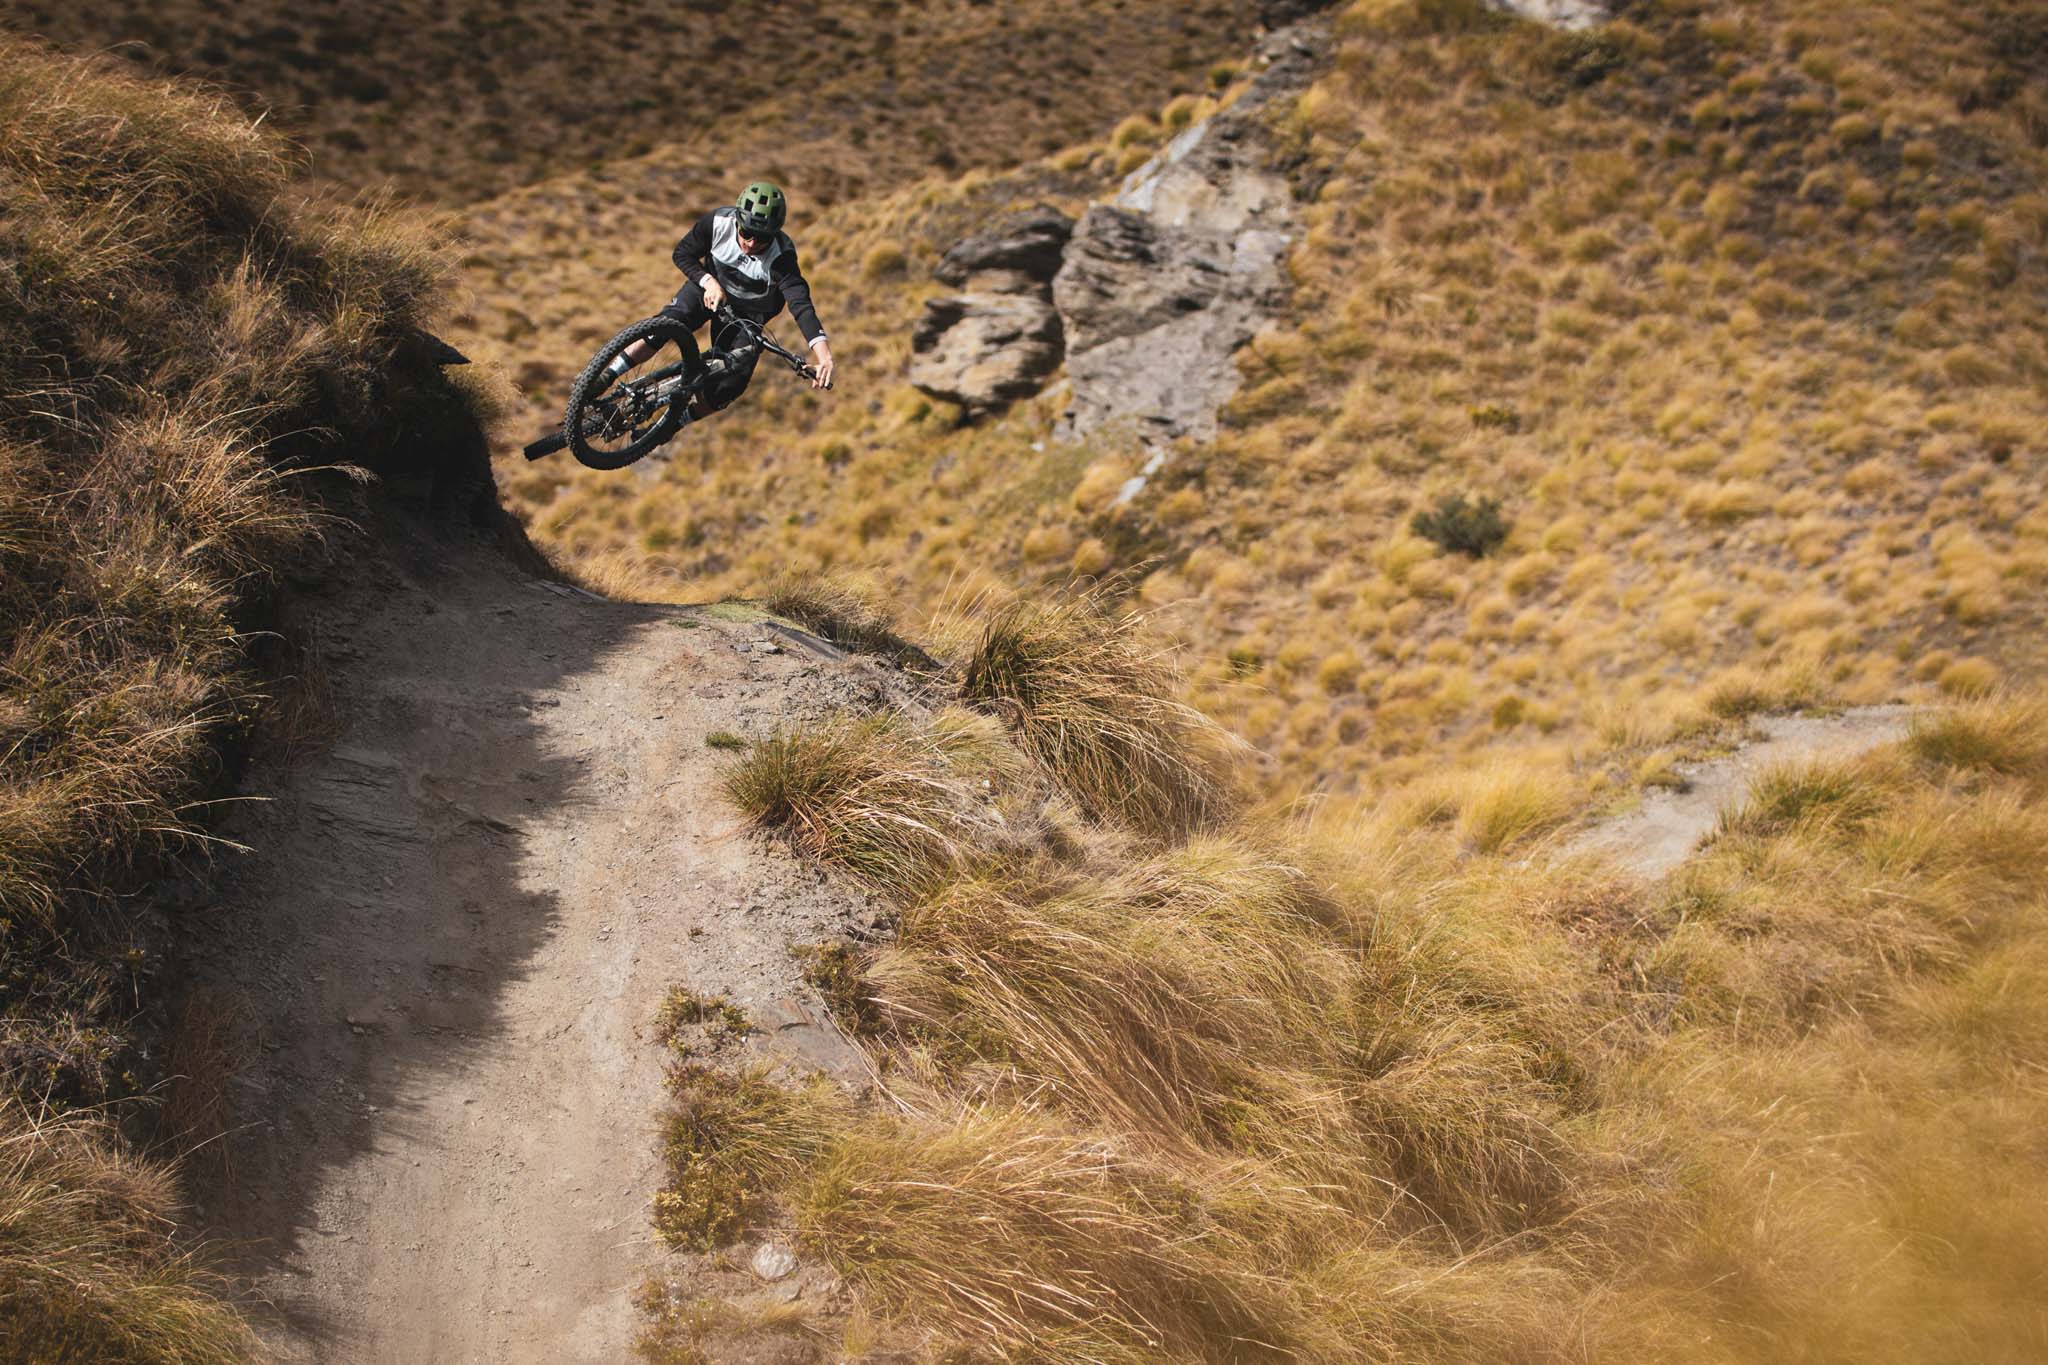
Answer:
[{"left": 180, "top": 512, "right": 885, "bottom": 1363}]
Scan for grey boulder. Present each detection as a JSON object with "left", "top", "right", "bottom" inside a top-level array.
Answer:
[
  {"left": 933, "top": 206, "right": 1074, "bottom": 288},
  {"left": 907, "top": 293, "right": 1065, "bottom": 413},
  {"left": 911, "top": 206, "right": 1074, "bottom": 413}
]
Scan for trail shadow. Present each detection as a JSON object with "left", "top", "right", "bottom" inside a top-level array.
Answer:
[{"left": 177, "top": 500, "right": 670, "bottom": 1358}]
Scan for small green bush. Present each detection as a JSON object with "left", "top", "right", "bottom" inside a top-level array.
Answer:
[
  {"left": 1412, "top": 493, "right": 1510, "bottom": 558},
  {"left": 1469, "top": 402, "right": 1522, "bottom": 432}
]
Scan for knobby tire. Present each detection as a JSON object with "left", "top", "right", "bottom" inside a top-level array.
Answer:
[{"left": 563, "top": 317, "right": 702, "bottom": 470}]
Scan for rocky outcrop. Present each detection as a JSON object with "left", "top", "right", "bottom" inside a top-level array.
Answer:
[
  {"left": 907, "top": 23, "right": 1335, "bottom": 440},
  {"left": 932, "top": 206, "right": 1074, "bottom": 290},
  {"left": 1051, "top": 24, "right": 1319, "bottom": 444},
  {"left": 1053, "top": 205, "right": 1289, "bottom": 444},
  {"left": 1489, "top": 0, "right": 1609, "bottom": 29},
  {"left": 908, "top": 207, "right": 1072, "bottom": 414}
]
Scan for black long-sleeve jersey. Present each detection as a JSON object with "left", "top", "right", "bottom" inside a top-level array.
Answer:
[{"left": 672, "top": 207, "right": 826, "bottom": 346}]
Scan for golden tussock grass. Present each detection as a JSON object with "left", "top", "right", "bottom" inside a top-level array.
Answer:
[
  {"left": 721, "top": 714, "right": 989, "bottom": 904},
  {"left": 946, "top": 585, "right": 1242, "bottom": 838},
  {"left": 683, "top": 639, "right": 2048, "bottom": 1359},
  {"left": 0, "top": 1100, "right": 258, "bottom": 1363},
  {"left": 759, "top": 573, "right": 932, "bottom": 668},
  {"left": 1, "top": 35, "right": 497, "bottom": 1349},
  {"left": 1908, "top": 694, "right": 2048, "bottom": 789}
]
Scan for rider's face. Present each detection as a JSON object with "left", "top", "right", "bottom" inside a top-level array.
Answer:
[{"left": 737, "top": 230, "right": 766, "bottom": 255}]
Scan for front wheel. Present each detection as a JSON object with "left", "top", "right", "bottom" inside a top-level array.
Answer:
[{"left": 563, "top": 317, "right": 702, "bottom": 470}]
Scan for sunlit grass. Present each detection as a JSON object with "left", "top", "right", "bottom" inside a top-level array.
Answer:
[{"left": 686, "top": 571, "right": 2048, "bottom": 1363}]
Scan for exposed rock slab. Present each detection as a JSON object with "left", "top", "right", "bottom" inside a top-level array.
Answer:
[
  {"left": 933, "top": 205, "right": 1074, "bottom": 287},
  {"left": 1490, "top": 0, "right": 1609, "bottom": 30},
  {"left": 1054, "top": 206, "right": 1289, "bottom": 443},
  {"left": 909, "top": 291, "right": 1065, "bottom": 412},
  {"left": 1052, "top": 23, "right": 1322, "bottom": 444},
  {"left": 910, "top": 206, "right": 1073, "bottom": 414}
]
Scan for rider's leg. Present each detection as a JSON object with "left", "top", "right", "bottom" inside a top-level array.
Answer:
[
  {"left": 598, "top": 283, "right": 714, "bottom": 391},
  {"left": 695, "top": 312, "right": 762, "bottom": 415}
]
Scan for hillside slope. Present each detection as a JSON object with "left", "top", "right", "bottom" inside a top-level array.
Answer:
[
  {"left": 0, "top": 0, "right": 1263, "bottom": 203},
  {"left": 0, "top": 32, "right": 504, "bottom": 1363},
  {"left": 483, "top": 0, "right": 2048, "bottom": 809}
]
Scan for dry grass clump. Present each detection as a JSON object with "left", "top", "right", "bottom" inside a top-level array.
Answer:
[
  {"left": 868, "top": 842, "right": 1354, "bottom": 1143},
  {"left": 795, "top": 1111, "right": 1304, "bottom": 1361},
  {"left": 950, "top": 587, "right": 1240, "bottom": 836},
  {"left": 759, "top": 574, "right": 932, "bottom": 668},
  {"left": 683, "top": 671, "right": 2048, "bottom": 1357},
  {"left": 0, "top": 1100, "right": 257, "bottom": 1363},
  {"left": 797, "top": 1103, "right": 1579, "bottom": 1360},
  {"left": 1908, "top": 695, "right": 2048, "bottom": 790},
  {"left": 156, "top": 990, "right": 259, "bottom": 1181},
  {"left": 1453, "top": 759, "right": 1581, "bottom": 851},
  {"left": 720, "top": 715, "right": 987, "bottom": 902},
  {"left": 1659, "top": 734, "right": 2048, "bottom": 1036},
  {"left": 0, "top": 37, "right": 495, "bottom": 1351}
]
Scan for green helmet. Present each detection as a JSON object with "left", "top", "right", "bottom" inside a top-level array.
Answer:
[{"left": 735, "top": 181, "right": 787, "bottom": 236}]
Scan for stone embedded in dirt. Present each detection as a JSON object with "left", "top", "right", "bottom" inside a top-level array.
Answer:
[
  {"left": 750, "top": 1242, "right": 798, "bottom": 1282},
  {"left": 911, "top": 207, "right": 1075, "bottom": 415},
  {"left": 761, "top": 998, "right": 813, "bottom": 1032}
]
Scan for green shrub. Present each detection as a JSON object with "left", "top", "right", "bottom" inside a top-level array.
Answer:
[
  {"left": 1412, "top": 492, "right": 1510, "bottom": 558},
  {"left": 652, "top": 1068, "right": 838, "bottom": 1248}
]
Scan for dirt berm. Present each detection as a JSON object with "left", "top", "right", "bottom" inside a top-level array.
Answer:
[{"left": 176, "top": 502, "right": 897, "bottom": 1363}]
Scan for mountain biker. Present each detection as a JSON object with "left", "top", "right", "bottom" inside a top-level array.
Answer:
[{"left": 597, "top": 181, "right": 834, "bottom": 424}]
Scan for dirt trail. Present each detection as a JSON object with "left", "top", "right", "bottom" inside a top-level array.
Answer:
[
  {"left": 1565, "top": 706, "right": 1915, "bottom": 879},
  {"left": 182, "top": 511, "right": 890, "bottom": 1363}
]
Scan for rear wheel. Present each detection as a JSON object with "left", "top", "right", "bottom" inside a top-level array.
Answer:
[{"left": 563, "top": 317, "right": 702, "bottom": 470}]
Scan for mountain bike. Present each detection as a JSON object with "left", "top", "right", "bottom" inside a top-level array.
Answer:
[{"left": 521, "top": 312, "right": 828, "bottom": 470}]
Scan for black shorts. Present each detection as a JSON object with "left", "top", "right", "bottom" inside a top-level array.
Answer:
[{"left": 658, "top": 282, "right": 761, "bottom": 413}]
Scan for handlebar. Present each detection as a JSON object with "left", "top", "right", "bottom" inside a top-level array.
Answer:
[{"left": 715, "top": 311, "right": 832, "bottom": 390}]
